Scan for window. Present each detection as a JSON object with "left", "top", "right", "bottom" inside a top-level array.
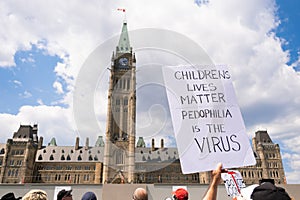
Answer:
[
  {"left": 50, "top": 155, "right": 54, "bottom": 160},
  {"left": 10, "top": 160, "right": 14, "bottom": 166},
  {"left": 0, "top": 148, "right": 4, "bottom": 154},
  {"left": 127, "top": 79, "right": 130, "bottom": 90},
  {"left": 124, "top": 98, "right": 128, "bottom": 105},
  {"left": 16, "top": 160, "right": 22, "bottom": 166},
  {"left": 38, "top": 155, "right": 43, "bottom": 160},
  {"left": 116, "top": 150, "right": 124, "bottom": 164}
]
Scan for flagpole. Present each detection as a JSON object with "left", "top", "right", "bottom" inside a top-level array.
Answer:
[{"left": 117, "top": 8, "right": 126, "bottom": 22}]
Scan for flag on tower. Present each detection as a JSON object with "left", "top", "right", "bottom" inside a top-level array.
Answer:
[{"left": 117, "top": 8, "right": 126, "bottom": 12}]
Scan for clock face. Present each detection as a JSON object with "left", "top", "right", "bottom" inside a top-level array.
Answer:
[{"left": 118, "top": 57, "right": 129, "bottom": 68}]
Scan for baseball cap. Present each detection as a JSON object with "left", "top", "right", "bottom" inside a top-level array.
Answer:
[{"left": 172, "top": 188, "right": 188, "bottom": 200}]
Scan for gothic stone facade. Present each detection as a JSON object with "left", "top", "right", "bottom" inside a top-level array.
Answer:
[{"left": 0, "top": 125, "right": 286, "bottom": 185}]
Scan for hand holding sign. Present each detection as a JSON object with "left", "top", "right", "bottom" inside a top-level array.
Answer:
[{"left": 162, "top": 65, "right": 256, "bottom": 173}]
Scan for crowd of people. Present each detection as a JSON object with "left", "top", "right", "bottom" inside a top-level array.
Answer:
[
  {"left": 0, "top": 163, "right": 293, "bottom": 200},
  {"left": 0, "top": 189, "right": 97, "bottom": 200}
]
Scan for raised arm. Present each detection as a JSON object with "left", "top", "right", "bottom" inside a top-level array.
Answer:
[{"left": 202, "top": 163, "right": 224, "bottom": 200}]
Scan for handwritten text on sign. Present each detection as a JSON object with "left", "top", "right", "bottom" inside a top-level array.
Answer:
[
  {"left": 221, "top": 170, "right": 246, "bottom": 197},
  {"left": 162, "top": 65, "right": 256, "bottom": 173}
]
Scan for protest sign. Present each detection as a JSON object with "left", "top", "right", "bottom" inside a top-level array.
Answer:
[
  {"left": 162, "top": 65, "right": 256, "bottom": 173},
  {"left": 221, "top": 170, "right": 245, "bottom": 197}
]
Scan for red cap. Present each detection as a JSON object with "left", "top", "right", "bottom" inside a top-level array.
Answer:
[{"left": 173, "top": 188, "right": 188, "bottom": 200}]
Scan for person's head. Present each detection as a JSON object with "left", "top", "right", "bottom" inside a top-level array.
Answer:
[
  {"left": 81, "top": 192, "right": 97, "bottom": 200},
  {"left": 238, "top": 182, "right": 291, "bottom": 200},
  {"left": 251, "top": 182, "right": 291, "bottom": 200},
  {"left": 1, "top": 192, "right": 21, "bottom": 200},
  {"left": 132, "top": 188, "right": 148, "bottom": 200},
  {"left": 172, "top": 188, "right": 188, "bottom": 200},
  {"left": 22, "top": 190, "right": 47, "bottom": 200},
  {"left": 57, "top": 190, "right": 72, "bottom": 200}
]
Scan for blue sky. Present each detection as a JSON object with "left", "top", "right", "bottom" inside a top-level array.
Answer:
[
  {"left": 0, "top": 45, "right": 65, "bottom": 114},
  {"left": 275, "top": 0, "right": 300, "bottom": 70},
  {"left": 0, "top": 0, "right": 299, "bottom": 183}
]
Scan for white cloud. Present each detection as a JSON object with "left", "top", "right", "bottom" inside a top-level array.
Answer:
[
  {"left": 0, "top": 0, "right": 299, "bottom": 183},
  {"left": 37, "top": 98, "right": 44, "bottom": 105},
  {"left": 13, "top": 80, "right": 22, "bottom": 87},
  {"left": 53, "top": 81, "right": 64, "bottom": 94},
  {"left": 19, "top": 90, "right": 32, "bottom": 98}
]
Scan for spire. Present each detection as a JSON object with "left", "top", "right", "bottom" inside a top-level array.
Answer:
[
  {"left": 136, "top": 137, "right": 146, "bottom": 148},
  {"left": 95, "top": 136, "right": 105, "bottom": 147},
  {"left": 117, "top": 21, "right": 131, "bottom": 54},
  {"left": 48, "top": 137, "right": 57, "bottom": 146}
]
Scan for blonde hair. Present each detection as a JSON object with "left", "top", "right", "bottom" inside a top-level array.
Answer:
[{"left": 22, "top": 190, "right": 48, "bottom": 200}]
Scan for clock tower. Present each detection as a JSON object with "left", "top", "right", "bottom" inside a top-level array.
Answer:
[{"left": 102, "top": 21, "right": 136, "bottom": 183}]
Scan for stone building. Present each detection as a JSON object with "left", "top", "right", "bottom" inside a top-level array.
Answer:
[
  {"left": 0, "top": 21, "right": 287, "bottom": 185},
  {"left": 0, "top": 124, "right": 286, "bottom": 185}
]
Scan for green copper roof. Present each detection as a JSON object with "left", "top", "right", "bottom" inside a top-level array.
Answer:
[
  {"left": 117, "top": 22, "right": 131, "bottom": 53},
  {"left": 136, "top": 137, "right": 146, "bottom": 148},
  {"left": 48, "top": 137, "right": 57, "bottom": 146},
  {"left": 95, "top": 136, "right": 105, "bottom": 147}
]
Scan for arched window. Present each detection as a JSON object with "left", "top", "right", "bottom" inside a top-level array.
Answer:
[
  {"left": 38, "top": 155, "right": 43, "bottom": 160},
  {"left": 78, "top": 155, "right": 82, "bottom": 161},
  {"left": 67, "top": 155, "right": 71, "bottom": 160},
  {"left": 61, "top": 155, "right": 65, "bottom": 160},
  {"left": 50, "top": 155, "right": 54, "bottom": 160},
  {"left": 116, "top": 150, "right": 124, "bottom": 164}
]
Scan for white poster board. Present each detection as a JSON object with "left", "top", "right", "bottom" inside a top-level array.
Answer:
[
  {"left": 162, "top": 65, "right": 256, "bottom": 173},
  {"left": 221, "top": 170, "right": 245, "bottom": 197}
]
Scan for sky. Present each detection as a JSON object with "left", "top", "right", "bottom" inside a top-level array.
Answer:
[{"left": 0, "top": 0, "right": 299, "bottom": 183}]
